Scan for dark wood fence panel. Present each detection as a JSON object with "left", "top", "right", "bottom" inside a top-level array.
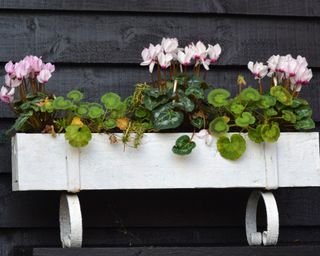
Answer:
[
  {"left": 0, "top": 13, "right": 318, "bottom": 66},
  {"left": 0, "top": 1, "right": 319, "bottom": 256},
  {"left": 0, "top": 0, "right": 319, "bottom": 17}
]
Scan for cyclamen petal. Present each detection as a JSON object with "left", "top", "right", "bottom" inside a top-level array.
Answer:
[
  {"left": 37, "top": 69, "right": 52, "bottom": 83},
  {"left": 247, "top": 61, "right": 268, "bottom": 79},
  {"left": 5, "top": 61, "right": 15, "bottom": 76},
  {"left": 43, "top": 63, "right": 55, "bottom": 73},
  {"left": 0, "top": 86, "right": 15, "bottom": 103},
  {"left": 207, "top": 43, "right": 221, "bottom": 63},
  {"left": 5, "top": 74, "right": 22, "bottom": 88},
  {"left": 161, "top": 37, "right": 178, "bottom": 53}
]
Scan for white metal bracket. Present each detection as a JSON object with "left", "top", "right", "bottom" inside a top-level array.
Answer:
[
  {"left": 59, "top": 193, "right": 83, "bottom": 248},
  {"left": 245, "top": 190, "right": 279, "bottom": 246}
]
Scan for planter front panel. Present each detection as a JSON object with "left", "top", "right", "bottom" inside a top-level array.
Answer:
[{"left": 12, "top": 133, "right": 320, "bottom": 191}]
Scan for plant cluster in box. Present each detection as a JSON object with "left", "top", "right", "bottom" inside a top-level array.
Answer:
[{"left": 0, "top": 38, "right": 315, "bottom": 160}]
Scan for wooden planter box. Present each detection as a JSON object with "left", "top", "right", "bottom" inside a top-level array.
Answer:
[{"left": 12, "top": 132, "right": 320, "bottom": 192}]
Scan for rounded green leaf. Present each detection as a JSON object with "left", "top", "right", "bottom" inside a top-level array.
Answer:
[
  {"left": 235, "top": 112, "right": 256, "bottom": 127},
  {"left": 67, "top": 90, "right": 84, "bottom": 102},
  {"left": 209, "top": 117, "right": 229, "bottom": 136},
  {"left": 207, "top": 89, "right": 230, "bottom": 107},
  {"left": 282, "top": 110, "right": 296, "bottom": 123},
  {"left": 185, "top": 85, "right": 204, "bottom": 99},
  {"left": 291, "top": 98, "right": 308, "bottom": 108},
  {"left": 230, "top": 102, "right": 245, "bottom": 115},
  {"left": 258, "top": 95, "right": 276, "bottom": 109},
  {"left": 52, "top": 96, "right": 74, "bottom": 110},
  {"left": 65, "top": 124, "right": 92, "bottom": 147},
  {"left": 217, "top": 134, "right": 246, "bottom": 160},
  {"left": 248, "top": 125, "right": 264, "bottom": 144},
  {"left": 88, "top": 105, "right": 104, "bottom": 119},
  {"left": 260, "top": 123, "right": 280, "bottom": 143},
  {"left": 101, "top": 92, "right": 121, "bottom": 110},
  {"left": 270, "top": 86, "right": 293, "bottom": 106},
  {"left": 265, "top": 108, "right": 278, "bottom": 117},
  {"left": 240, "top": 87, "right": 260, "bottom": 102},
  {"left": 294, "top": 118, "right": 315, "bottom": 130},
  {"left": 103, "top": 119, "right": 117, "bottom": 130},
  {"left": 191, "top": 117, "right": 204, "bottom": 129},
  {"left": 76, "top": 104, "right": 89, "bottom": 116},
  {"left": 172, "top": 135, "right": 196, "bottom": 155},
  {"left": 295, "top": 105, "right": 312, "bottom": 120},
  {"left": 135, "top": 107, "right": 148, "bottom": 118}
]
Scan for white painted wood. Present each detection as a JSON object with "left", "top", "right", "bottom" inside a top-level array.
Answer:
[
  {"left": 12, "top": 132, "right": 320, "bottom": 191},
  {"left": 245, "top": 190, "right": 279, "bottom": 246},
  {"left": 59, "top": 193, "right": 82, "bottom": 248}
]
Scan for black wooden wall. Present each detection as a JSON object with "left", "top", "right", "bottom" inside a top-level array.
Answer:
[{"left": 0, "top": 1, "right": 320, "bottom": 255}]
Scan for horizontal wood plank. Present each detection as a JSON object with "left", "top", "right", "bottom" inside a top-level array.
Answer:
[
  {"left": 1, "top": 172, "right": 320, "bottom": 227},
  {"left": 0, "top": 13, "right": 318, "bottom": 66},
  {"left": 1, "top": 66, "right": 319, "bottom": 121},
  {"left": 0, "top": 1, "right": 319, "bottom": 17},
  {"left": 32, "top": 245, "right": 320, "bottom": 256},
  {"left": 4, "top": 227, "right": 320, "bottom": 255}
]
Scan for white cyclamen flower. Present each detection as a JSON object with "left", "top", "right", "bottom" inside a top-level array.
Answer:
[
  {"left": 140, "top": 43, "right": 162, "bottom": 73},
  {"left": 161, "top": 37, "right": 178, "bottom": 54},
  {"left": 177, "top": 46, "right": 194, "bottom": 66},
  {"left": 207, "top": 43, "right": 221, "bottom": 63},
  {"left": 158, "top": 52, "right": 173, "bottom": 69},
  {"left": 247, "top": 61, "right": 268, "bottom": 79},
  {"left": 0, "top": 86, "right": 15, "bottom": 103}
]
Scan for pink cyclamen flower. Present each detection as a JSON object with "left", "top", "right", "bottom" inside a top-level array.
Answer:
[
  {"left": 37, "top": 69, "right": 52, "bottom": 83},
  {"left": 24, "top": 55, "right": 43, "bottom": 75},
  {"left": 161, "top": 37, "right": 178, "bottom": 54},
  {"left": 5, "top": 61, "right": 15, "bottom": 76},
  {"left": 177, "top": 46, "right": 194, "bottom": 66},
  {"left": 43, "top": 63, "right": 55, "bottom": 73},
  {"left": 5, "top": 74, "right": 22, "bottom": 88},
  {"left": 275, "top": 55, "right": 291, "bottom": 73},
  {"left": 247, "top": 61, "right": 268, "bottom": 79},
  {"left": 140, "top": 43, "right": 162, "bottom": 73},
  {"left": 157, "top": 52, "right": 173, "bottom": 69},
  {"left": 207, "top": 44, "right": 221, "bottom": 63},
  {"left": 293, "top": 67, "right": 313, "bottom": 86},
  {"left": 14, "top": 60, "right": 30, "bottom": 80},
  {"left": 0, "top": 86, "right": 15, "bottom": 103}
]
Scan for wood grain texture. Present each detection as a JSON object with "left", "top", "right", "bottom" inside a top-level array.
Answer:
[
  {"left": 32, "top": 245, "right": 320, "bottom": 256},
  {"left": 0, "top": 13, "right": 318, "bottom": 66},
  {"left": 5, "top": 227, "right": 320, "bottom": 256},
  {"left": 2, "top": 171, "right": 320, "bottom": 228},
  {"left": 1, "top": 66, "right": 319, "bottom": 121},
  {"left": 0, "top": 0, "right": 319, "bottom": 17}
]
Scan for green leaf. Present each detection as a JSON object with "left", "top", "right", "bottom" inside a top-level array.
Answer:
[
  {"left": 135, "top": 107, "right": 148, "bottom": 118},
  {"left": 260, "top": 123, "right": 280, "bottom": 143},
  {"left": 207, "top": 89, "right": 231, "bottom": 107},
  {"left": 101, "top": 92, "right": 121, "bottom": 110},
  {"left": 282, "top": 110, "right": 296, "bottom": 123},
  {"left": 295, "top": 105, "right": 312, "bottom": 120},
  {"left": 191, "top": 117, "right": 204, "bottom": 129},
  {"left": 143, "top": 95, "right": 169, "bottom": 111},
  {"left": 248, "top": 125, "right": 264, "bottom": 143},
  {"left": 103, "top": 119, "right": 117, "bottom": 130},
  {"left": 209, "top": 117, "right": 229, "bottom": 136},
  {"left": 257, "top": 95, "right": 276, "bottom": 109},
  {"left": 52, "top": 96, "right": 74, "bottom": 110},
  {"left": 67, "top": 90, "right": 84, "bottom": 101},
  {"left": 270, "top": 86, "right": 293, "bottom": 106},
  {"left": 109, "top": 102, "right": 127, "bottom": 119},
  {"left": 185, "top": 85, "right": 204, "bottom": 99},
  {"left": 76, "top": 104, "right": 89, "bottom": 116},
  {"left": 145, "top": 87, "right": 162, "bottom": 98},
  {"left": 217, "top": 134, "right": 246, "bottom": 160},
  {"left": 294, "top": 118, "right": 315, "bottom": 130},
  {"left": 172, "top": 135, "right": 196, "bottom": 155},
  {"left": 265, "top": 108, "right": 278, "bottom": 117},
  {"left": 174, "top": 95, "right": 195, "bottom": 112},
  {"left": 65, "top": 124, "right": 92, "bottom": 147},
  {"left": 240, "top": 87, "right": 260, "bottom": 102},
  {"left": 235, "top": 112, "right": 256, "bottom": 127},
  {"left": 8, "top": 111, "right": 33, "bottom": 132},
  {"left": 230, "top": 102, "right": 245, "bottom": 115},
  {"left": 291, "top": 98, "right": 308, "bottom": 108},
  {"left": 88, "top": 104, "right": 104, "bottom": 119},
  {"left": 153, "top": 109, "right": 184, "bottom": 130}
]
